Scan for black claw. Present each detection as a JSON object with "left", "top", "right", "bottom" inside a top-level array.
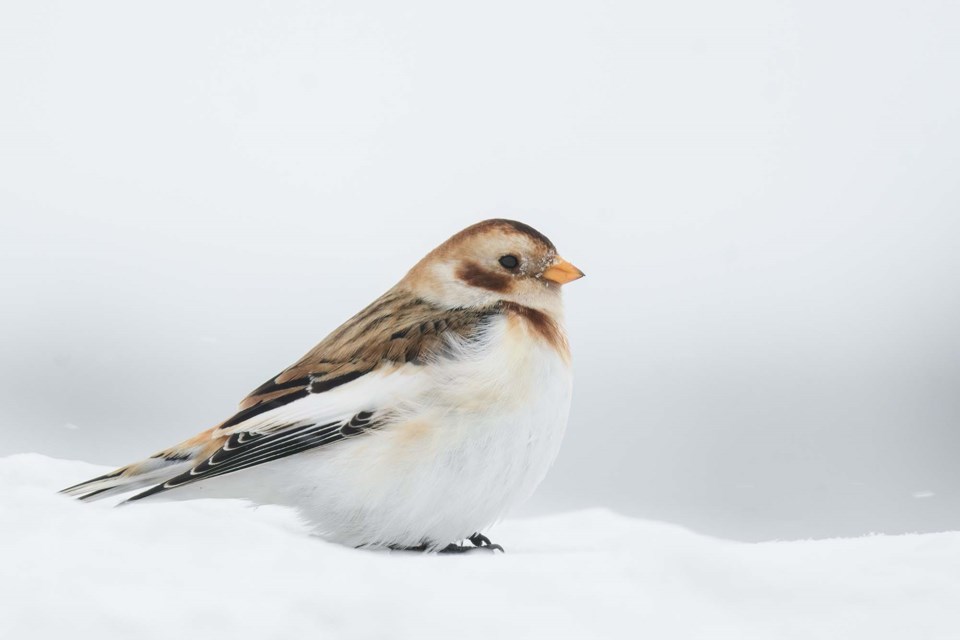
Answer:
[
  {"left": 468, "top": 533, "right": 505, "bottom": 553},
  {"left": 468, "top": 533, "right": 491, "bottom": 547}
]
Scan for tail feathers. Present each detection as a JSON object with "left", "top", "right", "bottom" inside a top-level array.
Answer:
[
  {"left": 59, "top": 457, "right": 193, "bottom": 502},
  {"left": 60, "top": 427, "right": 222, "bottom": 502}
]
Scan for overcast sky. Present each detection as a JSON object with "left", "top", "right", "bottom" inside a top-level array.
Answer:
[{"left": 2, "top": 0, "right": 959, "bottom": 540}]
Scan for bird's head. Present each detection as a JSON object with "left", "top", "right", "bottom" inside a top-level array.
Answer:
[{"left": 403, "top": 219, "right": 584, "bottom": 313}]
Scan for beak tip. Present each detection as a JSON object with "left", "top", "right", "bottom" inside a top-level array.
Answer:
[{"left": 542, "top": 258, "right": 585, "bottom": 285}]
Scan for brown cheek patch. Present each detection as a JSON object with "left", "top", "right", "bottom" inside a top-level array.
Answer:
[{"left": 456, "top": 262, "right": 512, "bottom": 293}]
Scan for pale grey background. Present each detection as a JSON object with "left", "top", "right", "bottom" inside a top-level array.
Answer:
[{"left": 2, "top": 1, "right": 959, "bottom": 541}]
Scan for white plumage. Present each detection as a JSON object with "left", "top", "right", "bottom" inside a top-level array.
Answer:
[
  {"left": 159, "top": 314, "right": 572, "bottom": 549},
  {"left": 61, "top": 219, "right": 583, "bottom": 551}
]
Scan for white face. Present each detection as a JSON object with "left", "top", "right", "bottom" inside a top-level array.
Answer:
[{"left": 405, "top": 219, "right": 579, "bottom": 315}]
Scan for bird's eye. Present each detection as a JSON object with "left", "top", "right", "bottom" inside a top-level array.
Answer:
[{"left": 498, "top": 255, "right": 519, "bottom": 270}]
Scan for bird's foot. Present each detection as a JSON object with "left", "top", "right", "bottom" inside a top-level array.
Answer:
[
  {"left": 386, "top": 534, "right": 504, "bottom": 554},
  {"left": 467, "top": 532, "right": 504, "bottom": 553},
  {"left": 436, "top": 542, "right": 501, "bottom": 554}
]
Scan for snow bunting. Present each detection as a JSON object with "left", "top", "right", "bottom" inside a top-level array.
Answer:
[{"left": 61, "top": 219, "right": 584, "bottom": 552}]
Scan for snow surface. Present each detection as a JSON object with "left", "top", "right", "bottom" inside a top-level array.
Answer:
[{"left": 2, "top": 454, "right": 959, "bottom": 640}]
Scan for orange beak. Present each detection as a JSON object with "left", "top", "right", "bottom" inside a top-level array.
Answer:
[{"left": 542, "top": 257, "right": 585, "bottom": 285}]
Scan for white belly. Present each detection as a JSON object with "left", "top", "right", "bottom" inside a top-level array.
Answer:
[{"left": 169, "top": 316, "right": 573, "bottom": 549}]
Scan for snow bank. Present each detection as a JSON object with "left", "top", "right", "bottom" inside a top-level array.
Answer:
[{"left": 2, "top": 454, "right": 958, "bottom": 640}]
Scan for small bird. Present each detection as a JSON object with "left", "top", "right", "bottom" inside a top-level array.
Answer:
[{"left": 61, "top": 219, "right": 584, "bottom": 552}]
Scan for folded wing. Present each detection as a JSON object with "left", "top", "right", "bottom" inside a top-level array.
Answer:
[{"left": 60, "top": 289, "right": 501, "bottom": 503}]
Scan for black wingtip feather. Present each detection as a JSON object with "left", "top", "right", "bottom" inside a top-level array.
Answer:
[{"left": 59, "top": 469, "right": 124, "bottom": 496}]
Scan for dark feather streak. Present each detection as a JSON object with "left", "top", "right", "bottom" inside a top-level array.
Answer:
[
  {"left": 310, "top": 370, "right": 367, "bottom": 394},
  {"left": 220, "top": 389, "right": 310, "bottom": 429}
]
